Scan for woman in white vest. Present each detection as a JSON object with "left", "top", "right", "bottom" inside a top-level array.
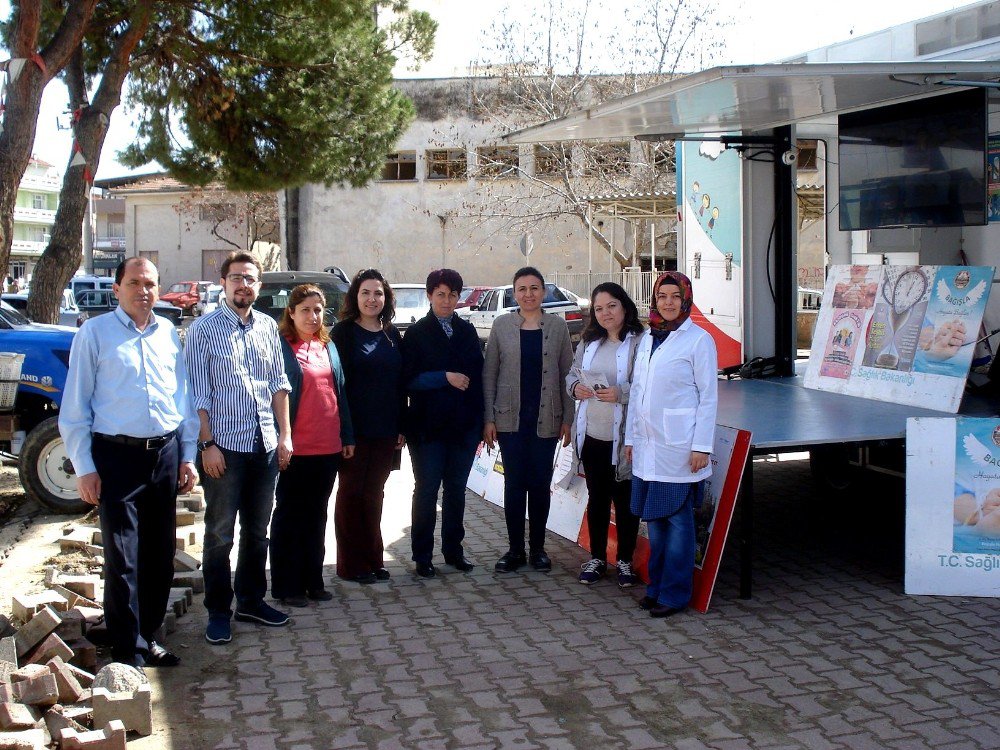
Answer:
[
  {"left": 625, "top": 271, "right": 718, "bottom": 617},
  {"left": 566, "top": 282, "right": 643, "bottom": 588}
]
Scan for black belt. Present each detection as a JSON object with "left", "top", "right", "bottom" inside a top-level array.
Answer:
[{"left": 94, "top": 431, "right": 176, "bottom": 451}]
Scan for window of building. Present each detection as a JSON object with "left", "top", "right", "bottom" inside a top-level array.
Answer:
[
  {"left": 534, "top": 144, "right": 571, "bottom": 176},
  {"left": 106, "top": 219, "right": 125, "bottom": 238},
  {"left": 31, "top": 194, "right": 46, "bottom": 210},
  {"left": 29, "top": 226, "right": 48, "bottom": 243},
  {"left": 583, "top": 142, "right": 631, "bottom": 177},
  {"left": 477, "top": 146, "right": 519, "bottom": 178},
  {"left": 381, "top": 151, "right": 417, "bottom": 181},
  {"left": 796, "top": 143, "right": 818, "bottom": 171},
  {"left": 426, "top": 149, "right": 467, "bottom": 180}
]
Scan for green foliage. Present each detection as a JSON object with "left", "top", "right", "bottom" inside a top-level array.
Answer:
[{"left": 118, "top": 0, "right": 436, "bottom": 190}]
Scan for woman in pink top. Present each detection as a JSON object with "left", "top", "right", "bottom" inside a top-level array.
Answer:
[{"left": 270, "top": 284, "right": 355, "bottom": 607}]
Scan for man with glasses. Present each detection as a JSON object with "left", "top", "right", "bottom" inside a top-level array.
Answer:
[
  {"left": 186, "top": 252, "right": 293, "bottom": 645},
  {"left": 59, "top": 257, "right": 198, "bottom": 667}
]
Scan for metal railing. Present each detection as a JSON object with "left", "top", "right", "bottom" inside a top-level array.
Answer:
[{"left": 550, "top": 269, "right": 659, "bottom": 306}]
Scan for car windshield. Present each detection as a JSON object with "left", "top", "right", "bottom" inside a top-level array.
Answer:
[
  {"left": 393, "top": 288, "right": 428, "bottom": 309},
  {"left": 0, "top": 301, "right": 31, "bottom": 326},
  {"left": 255, "top": 279, "right": 347, "bottom": 328},
  {"left": 167, "top": 284, "right": 189, "bottom": 293},
  {"left": 502, "top": 284, "right": 567, "bottom": 308}
]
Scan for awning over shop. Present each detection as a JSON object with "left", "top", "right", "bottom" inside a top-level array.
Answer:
[{"left": 505, "top": 62, "right": 1000, "bottom": 143}]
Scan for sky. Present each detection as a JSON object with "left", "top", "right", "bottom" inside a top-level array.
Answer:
[{"left": 4, "top": 0, "right": 976, "bottom": 179}]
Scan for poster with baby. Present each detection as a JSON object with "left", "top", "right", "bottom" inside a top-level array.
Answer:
[
  {"left": 805, "top": 264, "right": 994, "bottom": 412},
  {"left": 905, "top": 417, "right": 1000, "bottom": 597}
]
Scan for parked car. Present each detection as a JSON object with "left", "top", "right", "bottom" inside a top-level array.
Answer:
[
  {"left": 74, "top": 289, "right": 184, "bottom": 326},
  {"left": 465, "top": 283, "right": 584, "bottom": 346},
  {"left": 2, "top": 290, "right": 79, "bottom": 328},
  {"left": 67, "top": 275, "right": 113, "bottom": 299},
  {"left": 194, "top": 283, "right": 224, "bottom": 317},
  {"left": 390, "top": 283, "right": 429, "bottom": 333},
  {"left": 558, "top": 287, "right": 591, "bottom": 316},
  {"left": 161, "top": 281, "right": 215, "bottom": 316},
  {"left": 254, "top": 271, "right": 349, "bottom": 328},
  {"left": 456, "top": 285, "right": 492, "bottom": 311},
  {"left": 0, "top": 301, "right": 83, "bottom": 513}
]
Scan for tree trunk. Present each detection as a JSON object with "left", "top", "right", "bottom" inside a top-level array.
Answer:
[
  {"left": 0, "top": 0, "right": 99, "bottom": 277},
  {"left": 26, "top": 0, "right": 153, "bottom": 323}
]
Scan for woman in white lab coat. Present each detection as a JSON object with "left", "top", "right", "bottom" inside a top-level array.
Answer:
[{"left": 625, "top": 271, "right": 718, "bottom": 617}]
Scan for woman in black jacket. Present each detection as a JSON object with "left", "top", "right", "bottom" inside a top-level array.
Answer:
[
  {"left": 401, "top": 269, "right": 484, "bottom": 578},
  {"left": 330, "top": 269, "right": 405, "bottom": 584}
]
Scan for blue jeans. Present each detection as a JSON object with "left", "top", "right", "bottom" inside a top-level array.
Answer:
[
  {"left": 409, "top": 427, "right": 481, "bottom": 564},
  {"left": 200, "top": 447, "right": 278, "bottom": 617},
  {"left": 496, "top": 430, "right": 558, "bottom": 553},
  {"left": 645, "top": 494, "right": 695, "bottom": 609}
]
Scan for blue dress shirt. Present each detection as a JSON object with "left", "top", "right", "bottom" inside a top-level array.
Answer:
[{"left": 59, "top": 306, "right": 199, "bottom": 477}]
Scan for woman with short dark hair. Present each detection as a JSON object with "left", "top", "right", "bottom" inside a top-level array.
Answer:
[
  {"left": 483, "top": 266, "right": 574, "bottom": 573},
  {"left": 401, "top": 268, "right": 484, "bottom": 578},
  {"left": 331, "top": 269, "right": 405, "bottom": 584}
]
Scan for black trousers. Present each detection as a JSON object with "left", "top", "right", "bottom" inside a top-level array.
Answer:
[
  {"left": 409, "top": 427, "right": 480, "bottom": 564},
  {"left": 92, "top": 434, "right": 179, "bottom": 666},
  {"left": 496, "top": 430, "right": 558, "bottom": 553},
  {"left": 270, "top": 453, "right": 340, "bottom": 598},
  {"left": 580, "top": 435, "right": 640, "bottom": 564}
]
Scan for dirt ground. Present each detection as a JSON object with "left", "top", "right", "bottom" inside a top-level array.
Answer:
[{"left": 0, "top": 460, "right": 215, "bottom": 749}]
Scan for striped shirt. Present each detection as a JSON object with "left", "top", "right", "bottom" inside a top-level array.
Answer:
[{"left": 185, "top": 302, "right": 291, "bottom": 453}]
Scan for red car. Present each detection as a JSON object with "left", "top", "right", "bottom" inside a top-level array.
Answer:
[
  {"left": 161, "top": 281, "right": 209, "bottom": 316},
  {"left": 456, "top": 286, "right": 492, "bottom": 310}
]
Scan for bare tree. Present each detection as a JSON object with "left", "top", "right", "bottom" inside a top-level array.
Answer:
[
  {"left": 175, "top": 188, "right": 280, "bottom": 253},
  {"left": 454, "top": 0, "right": 727, "bottom": 268}
]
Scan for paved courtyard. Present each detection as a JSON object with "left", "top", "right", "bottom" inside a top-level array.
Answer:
[{"left": 131, "top": 454, "right": 999, "bottom": 749}]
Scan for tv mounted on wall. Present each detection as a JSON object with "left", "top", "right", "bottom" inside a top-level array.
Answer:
[{"left": 838, "top": 88, "right": 987, "bottom": 231}]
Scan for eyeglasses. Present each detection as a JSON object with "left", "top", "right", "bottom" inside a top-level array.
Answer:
[{"left": 227, "top": 274, "right": 260, "bottom": 285}]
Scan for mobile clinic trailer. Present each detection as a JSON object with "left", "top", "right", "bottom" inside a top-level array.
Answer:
[{"left": 506, "top": 61, "right": 1000, "bottom": 598}]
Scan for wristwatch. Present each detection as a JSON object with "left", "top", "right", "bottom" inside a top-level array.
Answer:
[{"left": 197, "top": 439, "right": 216, "bottom": 452}]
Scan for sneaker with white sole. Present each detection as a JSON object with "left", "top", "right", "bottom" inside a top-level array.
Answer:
[
  {"left": 234, "top": 602, "right": 290, "bottom": 627},
  {"left": 617, "top": 560, "right": 638, "bottom": 588},
  {"left": 578, "top": 558, "right": 607, "bottom": 584}
]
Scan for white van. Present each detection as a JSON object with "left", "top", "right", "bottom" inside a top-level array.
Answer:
[{"left": 67, "top": 275, "right": 114, "bottom": 299}]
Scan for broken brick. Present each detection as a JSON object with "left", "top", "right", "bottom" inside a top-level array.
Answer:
[
  {"left": 92, "top": 685, "right": 151, "bottom": 736},
  {"left": 59, "top": 719, "right": 126, "bottom": 750},
  {"left": 13, "top": 609, "right": 60, "bottom": 660}
]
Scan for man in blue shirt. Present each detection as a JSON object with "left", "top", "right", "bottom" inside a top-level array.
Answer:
[
  {"left": 185, "top": 251, "right": 293, "bottom": 645},
  {"left": 60, "top": 257, "right": 198, "bottom": 668}
]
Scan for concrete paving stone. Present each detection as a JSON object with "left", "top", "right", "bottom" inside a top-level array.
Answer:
[
  {"left": 236, "top": 694, "right": 270, "bottom": 713},
  {"left": 277, "top": 700, "right": 307, "bottom": 721}
]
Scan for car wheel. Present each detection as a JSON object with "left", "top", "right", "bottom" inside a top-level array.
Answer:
[{"left": 18, "top": 416, "right": 88, "bottom": 514}]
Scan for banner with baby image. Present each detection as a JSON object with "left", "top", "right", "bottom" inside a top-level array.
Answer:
[
  {"left": 804, "top": 265, "right": 994, "bottom": 412},
  {"left": 905, "top": 417, "right": 1000, "bottom": 597}
]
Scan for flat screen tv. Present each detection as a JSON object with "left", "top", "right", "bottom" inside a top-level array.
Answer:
[{"left": 838, "top": 88, "right": 987, "bottom": 231}]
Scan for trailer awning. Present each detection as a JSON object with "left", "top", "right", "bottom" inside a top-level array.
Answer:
[{"left": 505, "top": 62, "right": 1000, "bottom": 143}]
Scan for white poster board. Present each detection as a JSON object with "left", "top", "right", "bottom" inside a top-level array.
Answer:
[
  {"left": 804, "top": 265, "right": 993, "bottom": 412},
  {"left": 905, "top": 417, "right": 1000, "bottom": 597}
]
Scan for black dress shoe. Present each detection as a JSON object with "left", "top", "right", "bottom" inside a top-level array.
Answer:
[
  {"left": 145, "top": 641, "right": 180, "bottom": 667},
  {"left": 345, "top": 572, "right": 377, "bottom": 584},
  {"left": 649, "top": 604, "right": 684, "bottom": 618},
  {"left": 639, "top": 596, "right": 657, "bottom": 611},
  {"left": 306, "top": 589, "right": 333, "bottom": 601},
  {"left": 415, "top": 562, "right": 436, "bottom": 578},
  {"left": 280, "top": 595, "right": 309, "bottom": 608},
  {"left": 373, "top": 568, "right": 391, "bottom": 581},
  {"left": 444, "top": 555, "right": 475, "bottom": 572},
  {"left": 529, "top": 550, "right": 552, "bottom": 572},
  {"left": 495, "top": 551, "right": 527, "bottom": 572}
]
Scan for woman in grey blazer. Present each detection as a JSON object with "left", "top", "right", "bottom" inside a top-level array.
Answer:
[{"left": 483, "top": 267, "right": 575, "bottom": 573}]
